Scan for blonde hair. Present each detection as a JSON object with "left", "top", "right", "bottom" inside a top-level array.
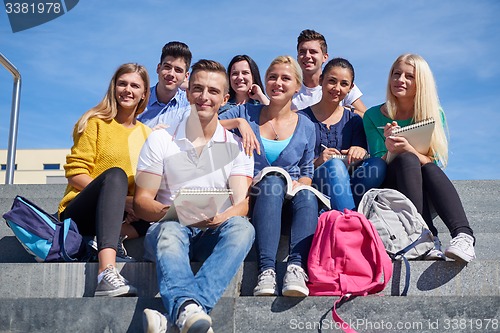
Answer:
[
  {"left": 385, "top": 54, "right": 449, "bottom": 167},
  {"left": 74, "top": 63, "right": 150, "bottom": 134},
  {"left": 265, "top": 55, "right": 303, "bottom": 88}
]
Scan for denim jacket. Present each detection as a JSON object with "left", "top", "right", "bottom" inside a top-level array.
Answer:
[{"left": 219, "top": 103, "right": 315, "bottom": 180}]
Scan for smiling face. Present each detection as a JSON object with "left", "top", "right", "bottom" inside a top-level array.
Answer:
[
  {"left": 187, "top": 69, "right": 229, "bottom": 120},
  {"left": 390, "top": 61, "right": 417, "bottom": 100},
  {"left": 297, "top": 40, "right": 328, "bottom": 76},
  {"left": 115, "top": 72, "right": 146, "bottom": 112},
  {"left": 320, "top": 66, "right": 354, "bottom": 104},
  {"left": 156, "top": 56, "right": 189, "bottom": 92},
  {"left": 229, "top": 60, "right": 253, "bottom": 96},
  {"left": 265, "top": 63, "right": 300, "bottom": 104}
]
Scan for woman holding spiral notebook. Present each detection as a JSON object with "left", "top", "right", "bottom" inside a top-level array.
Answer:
[
  {"left": 298, "top": 58, "right": 386, "bottom": 211},
  {"left": 363, "top": 53, "right": 476, "bottom": 263}
]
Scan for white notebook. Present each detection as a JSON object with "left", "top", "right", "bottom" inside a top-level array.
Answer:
[
  {"left": 386, "top": 118, "right": 435, "bottom": 163},
  {"left": 159, "top": 188, "right": 233, "bottom": 226},
  {"left": 329, "top": 153, "right": 370, "bottom": 166},
  {"left": 252, "top": 166, "right": 331, "bottom": 210}
]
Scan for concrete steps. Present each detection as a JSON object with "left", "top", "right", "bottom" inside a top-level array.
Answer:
[
  {"left": 0, "top": 181, "right": 499, "bottom": 332},
  {"left": 0, "top": 260, "right": 498, "bottom": 298},
  {"left": 2, "top": 296, "right": 500, "bottom": 332}
]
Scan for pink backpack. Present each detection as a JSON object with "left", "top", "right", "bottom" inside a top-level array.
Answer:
[{"left": 307, "top": 209, "right": 393, "bottom": 333}]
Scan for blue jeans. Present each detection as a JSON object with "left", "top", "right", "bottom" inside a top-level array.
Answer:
[
  {"left": 313, "top": 157, "right": 386, "bottom": 211},
  {"left": 144, "top": 216, "right": 254, "bottom": 322},
  {"left": 251, "top": 174, "right": 318, "bottom": 273}
]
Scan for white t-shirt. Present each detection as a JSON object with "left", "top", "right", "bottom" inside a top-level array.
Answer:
[
  {"left": 291, "top": 83, "right": 363, "bottom": 111},
  {"left": 137, "top": 117, "right": 254, "bottom": 212}
]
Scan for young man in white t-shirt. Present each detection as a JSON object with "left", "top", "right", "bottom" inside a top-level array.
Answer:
[
  {"left": 292, "top": 29, "right": 367, "bottom": 117},
  {"left": 134, "top": 60, "right": 255, "bottom": 333}
]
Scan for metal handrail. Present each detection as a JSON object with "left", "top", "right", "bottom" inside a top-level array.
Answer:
[{"left": 0, "top": 53, "right": 21, "bottom": 185}]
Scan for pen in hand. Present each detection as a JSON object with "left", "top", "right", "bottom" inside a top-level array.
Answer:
[{"left": 321, "top": 144, "right": 328, "bottom": 150}]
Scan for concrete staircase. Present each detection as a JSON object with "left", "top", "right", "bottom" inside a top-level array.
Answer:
[{"left": 0, "top": 181, "right": 499, "bottom": 332}]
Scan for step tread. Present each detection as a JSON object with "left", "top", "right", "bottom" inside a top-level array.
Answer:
[
  {"left": 1, "top": 296, "right": 500, "bottom": 333},
  {"left": 0, "top": 260, "right": 498, "bottom": 298}
]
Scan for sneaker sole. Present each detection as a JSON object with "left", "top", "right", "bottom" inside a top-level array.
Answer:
[
  {"left": 424, "top": 249, "right": 446, "bottom": 260},
  {"left": 253, "top": 288, "right": 277, "bottom": 296},
  {"left": 282, "top": 286, "right": 309, "bottom": 297},
  {"left": 116, "top": 256, "right": 137, "bottom": 262},
  {"left": 445, "top": 249, "right": 475, "bottom": 263},
  {"left": 94, "top": 285, "right": 137, "bottom": 297},
  {"left": 180, "top": 313, "right": 212, "bottom": 333}
]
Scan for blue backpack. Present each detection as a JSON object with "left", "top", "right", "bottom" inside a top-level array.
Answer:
[{"left": 3, "top": 196, "right": 86, "bottom": 262}]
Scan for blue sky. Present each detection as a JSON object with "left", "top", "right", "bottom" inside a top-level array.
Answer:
[{"left": 1, "top": 0, "right": 499, "bottom": 180}]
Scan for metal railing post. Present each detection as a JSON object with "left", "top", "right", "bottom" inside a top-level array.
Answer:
[{"left": 0, "top": 52, "right": 22, "bottom": 185}]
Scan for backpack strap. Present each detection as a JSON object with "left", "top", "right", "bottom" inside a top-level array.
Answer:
[
  {"left": 332, "top": 294, "right": 358, "bottom": 333},
  {"left": 392, "top": 228, "right": 433, "bottom": 296},
  {"left": 395, "top": 228, "right": 433, "bottom": 257},
  {"left": 59, "top": 218, "right": 80, "bottom": 262}
]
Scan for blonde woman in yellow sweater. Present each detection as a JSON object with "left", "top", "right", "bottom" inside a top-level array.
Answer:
[{"left": 58, "top": 63, "right": 152, "bottom": 297}]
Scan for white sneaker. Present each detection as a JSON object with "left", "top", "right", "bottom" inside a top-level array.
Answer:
[
  {"left": 143, "top": 308, "right": 167, "bottom": 333},
  {"left": 425, "top": 236, "right": 446, "bottom": 260},
  {"left": 282, "top": 264, "right": 309, "bottom": 297},
  {"left": 253, "top": 269, "right": 277, "bottom": 296},
  {"left": 176, "top": 303, "right": 212, "bottom": 333},
  {"left": 445, "top": 233, "right": 476, "bottom": 263}
]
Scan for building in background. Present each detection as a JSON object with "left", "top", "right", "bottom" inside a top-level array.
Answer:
[{"left": 0, "top": 149, "right": 69, "bottom": 184}]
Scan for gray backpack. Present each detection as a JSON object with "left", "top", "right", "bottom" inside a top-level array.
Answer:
[{"left": 359, "top": 188, "right": 435, "bottom": 295}]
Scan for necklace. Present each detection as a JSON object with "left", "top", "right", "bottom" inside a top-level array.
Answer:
[{"left": 268, "top": 121, "right": 280, "bottom": 140}]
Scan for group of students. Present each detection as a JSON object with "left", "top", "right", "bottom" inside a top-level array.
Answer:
[{"left": 57, "top": 29, "right": 476, "bottom": 333}]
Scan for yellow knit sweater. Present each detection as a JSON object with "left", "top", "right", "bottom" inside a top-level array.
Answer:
[{"left": 58, "top": 117, "right": 151, "bottom": 216}]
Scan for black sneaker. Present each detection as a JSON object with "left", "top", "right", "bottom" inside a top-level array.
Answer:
[
  {"left": 94, "top": 264, "right": 137, "bottom": 297},
  {"left": 117, "top": 235, "right": 136, "bottom": 262},
  {"left": 88, "top": 236, "right": 135, "bottom": 262}
]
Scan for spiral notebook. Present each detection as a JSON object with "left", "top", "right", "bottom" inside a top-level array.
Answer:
[
  {"left": 159, "top": 188, "right": 234, "bottom": 226},
  {"left": 329, "top": 153, "right": 370, "bottom": 166},
  {"left": 386, "top": 118, "right": 435, "bottom": 163}
]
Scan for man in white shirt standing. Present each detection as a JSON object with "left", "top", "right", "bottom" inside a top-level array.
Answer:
[
  {"left": 292, "top": 29, "right": 367, "bottom": 117},
  {"left": 134, "top": 59, "right": 255, "bottom": 333}
]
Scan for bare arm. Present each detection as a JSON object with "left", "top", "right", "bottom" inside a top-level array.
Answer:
[
  {"left": 215, "top": 175, "right": 252, "bottom": 222},
  {"left": 351, "top": 98, "right": 367, "bottom": 117},
  {"left": 248, "top": 84, "right": 270, "bottom": 106},
  {"left": 133, "top": 171, "right": 169, "bottom": 222},
  {"left": 219, "top": 118, "right": 242, "bottom": 131},
  {"left": 219, "top": 118, "right": 261, "bottom": 156}
]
